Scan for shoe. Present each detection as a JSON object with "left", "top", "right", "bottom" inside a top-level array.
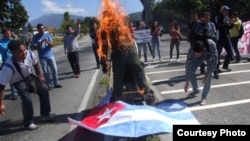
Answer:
[
  {"left": 170, "top": 58, "right": 173, "bottom": 62},
  {"left": 222, "top": 67, "right": 232, "bottom": 71},
  {"left": 143, "top": 90, "right": 155, "bottom": 105},
  {"left": 217, "top": 69, "right": 222, "bottom": 73},
  {"left": 200, "top": 99, "right": 206, "bottom": 105},
  {"left": 40, "top": 113, "right": 56, "bottom": 121},
  {"left": 48, "top": 86, "right": 53, "bottom": 91},
  {"left": 159, "top": 59, "right": 162, "bottom": 62},
  {"left": 54, "top": 84, "right": 62, "bottom": 88},
  {"left": 76, "top": 74, "right": 80, "bottom": 78},
  {"left": 235, "top": 60, "right": 240, "bottom": 63},
  {"left": 213, "top": 73, "right": 219, "bottom": 79},
  {"left": 11, "top": 95, "right": 18, "bottom": 100},
  {"left": 176, "top": 59, "right": 180, "bottom": 62},
  {"left": 187, "top": 90, "right": 200, "bottom": 98},
  {"left": 152, "top": 59, "right": 155, "bottom": 62},
  {"left": 25, "top": 123, "right": 38, "bottom": 130}
]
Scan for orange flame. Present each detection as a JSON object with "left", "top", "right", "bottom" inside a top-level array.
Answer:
[{"left": 96, "top": 0, "right": 134, "bottom": 62}]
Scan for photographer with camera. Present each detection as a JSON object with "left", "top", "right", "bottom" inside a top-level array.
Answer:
[{"left": 0, "top": 40, "right": 55, "bottom": 130}]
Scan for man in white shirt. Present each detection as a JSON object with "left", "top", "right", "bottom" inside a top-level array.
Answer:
[{"left": 0, "top": 40, "right": 55, "bottom": 130}]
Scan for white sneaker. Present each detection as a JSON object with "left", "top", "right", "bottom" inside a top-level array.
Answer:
[
  {"left": 170, "top": 58, "right": 173, "bottom": 61},
  {"left": 200, "top": 99, "right": 206, "bottom": 105},
  {"left": 177, "top": 59, "right": 180, "bottom": 62},
  {"left": 25, "top": 123, "right": 38, "bottom": 130}
]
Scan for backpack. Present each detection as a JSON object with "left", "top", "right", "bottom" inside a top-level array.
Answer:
[{"left": 238, "top": 23, "right": 244, "bottom": 39}]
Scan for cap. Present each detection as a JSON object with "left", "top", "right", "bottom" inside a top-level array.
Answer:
[{"left": 220, "top": 5, "right": 230, "bottom": 12}]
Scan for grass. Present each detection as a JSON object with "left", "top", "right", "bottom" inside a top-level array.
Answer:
[
  {"left": 99, "top": 76, "right": 110, "bottom": 85},
  {"left": 53, "top": 37, "right": 64, "bottom": 46}
]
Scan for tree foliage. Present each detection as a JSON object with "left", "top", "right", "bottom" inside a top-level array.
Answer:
[
  {"left": 149, "top": 0, "right": 250, "bottom": 33},
  {"left": 0, "top": 0, "right": 28, "bottom": 32},
  {"left": 59, "top": 11, "right": 96, "bottom": 34}
]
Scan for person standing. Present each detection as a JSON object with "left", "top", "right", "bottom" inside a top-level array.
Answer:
[
  {"left": 64, "top": 19, "right": 81, "bottom": 78},
  {"left": 0, "top": 28, "right": 18, "bottom": 100},
  {"left": 89, "top": 22, "right": 101, "bottom": 68},
  {"left": 31, "top": 24, "right": 62, "bottom": 90},
  {"left": 184, "top": 39, "right": 218, "bottom": 105},
  {"left": 230, "top": 11, "right": 242, "bottom": 63},
  {"left": 169, "top": 20, "right": 181, "bottom": 62},
  {"left": 214, "top": 5, "right": 234, "bottom": 73},
  {"left": 136, "top": 21, "right": 148, "bottom": 62},
  {"left": 0, "top": 40, "right": 55, "bottom": 130},
  {"left": 194, "top": 11, "right": 217, "bottom": 78},
  {"left": 150, "top": 21, "right": 162, "bottom": 62}
]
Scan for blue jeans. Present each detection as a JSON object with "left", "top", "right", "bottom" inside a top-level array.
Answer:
[
  {"left": 10, "top": 83, "right": 18, "bottom": 96},
  {"left": 12, "top": 74, "right": 51, "bottom": 127},
  {"left": 138, "top": 42, "right": 147, "bottom": 62},
  {"left": 151, "top": 38, "right": 161, "bottom": 59},
  {"left": 189, "top": 56, "right": 212, "bottom": 99},
  {"left": 40, "top": 56, "right": 60, "bottom": 88}
]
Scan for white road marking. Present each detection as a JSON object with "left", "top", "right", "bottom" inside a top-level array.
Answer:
[
  {"left": 145, "top": 60, "right": 250, "bottom": 69},
  {"left": 68, "top": 69, "right": 100, "bottom": 133},
  {"left": 189, "top": 99, "right": 250, "bottom": 111},
  {"left": 151, "top": 69, "right": 250, "bottom": 84},
  {"left": 161, "top": 81, "right": 250, "bottom": 95}
]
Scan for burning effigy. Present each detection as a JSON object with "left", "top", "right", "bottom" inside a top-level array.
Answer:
[
  {"left": 96, "top": 0, "right": 134, "bottom": 63},
  {"left": 96, "top": 0, "right": 155, "bottom": 105}
]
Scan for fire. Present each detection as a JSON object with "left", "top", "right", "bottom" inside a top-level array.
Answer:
[{"left": 96, "top": 0, "right": 134, "bottom": 62}]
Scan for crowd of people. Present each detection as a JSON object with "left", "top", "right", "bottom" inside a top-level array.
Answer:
[{"left": 0, "top": 4, "right": 244, "bottom": 131}]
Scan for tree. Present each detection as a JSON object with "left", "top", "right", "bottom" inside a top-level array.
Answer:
[
  {"left": 0, "top": 0, "right": 28, "bottom": 32},
  {"left": 58, "top": 11, "right": 74, "bottom": 32}
]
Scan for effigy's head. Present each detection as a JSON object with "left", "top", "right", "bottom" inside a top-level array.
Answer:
[{"left": 96, "top": 0, "right": 134, "bottom": 58}]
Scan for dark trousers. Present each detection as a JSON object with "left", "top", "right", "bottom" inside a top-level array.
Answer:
[
  {"left": 111, "top": 46, "right": 149, "bottom": 99},
  {"left": 170, "top": 39, "right": 180, "bottom": 59},
  {"left": 215, "top": 38, "right": 233, "bottom": 71},
  {"left": 92, "top": 43, "right": 101, "bottom": 67},
  {"left": 230, "top": 37, "right": 241, "bottom": 61},
  {"left": 12, "top": 74, "right": 51, "bottom": 127},
  {"left": 67, "top": 51, "right": 80, "bottom": 75}
]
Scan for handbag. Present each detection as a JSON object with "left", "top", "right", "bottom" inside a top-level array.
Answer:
[{"left": 12, "top": 58, "right": 37, "bottom": 93}]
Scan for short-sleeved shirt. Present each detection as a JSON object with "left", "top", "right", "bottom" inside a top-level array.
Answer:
[
  {"left": 31, "top": 33, "right": 53, "bottom": 58},
  {"left": 0, "top": 38, "right": 13, "bottom": 62},
  {"left": 0, "top": 50, "right": 37, "bottom": 84}
]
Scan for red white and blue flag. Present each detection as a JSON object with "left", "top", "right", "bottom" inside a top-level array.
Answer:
[{"left": 68, "top": 100, "right": 199, "bottom": 137}]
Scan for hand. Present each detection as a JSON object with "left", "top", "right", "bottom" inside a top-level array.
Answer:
[
  {"left": 43, "top": 38, "right": 48, "bottom": 43},
  {"left": 201, "top": 75, "right": 209, "bottom": 83},
  {"left": 76, "top": 19, "right": 81, "bottom": 25},
  {"left": 0, "top": 102, "right": 5, "bottom": 116},
  {"left": 184, "top": 81, "right": 189, "bottom": 92},
  {"left": 38, "top": 75, "right": 46, "bottom": 84}
]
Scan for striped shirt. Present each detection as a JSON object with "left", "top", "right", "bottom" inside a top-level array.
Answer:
[{"left": 185, "top": 39, "right": 218, "bottom": 81}]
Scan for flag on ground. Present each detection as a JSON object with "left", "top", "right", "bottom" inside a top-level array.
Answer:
[{"left": 68, "top": 100, "right": 199, "bottom": 137}]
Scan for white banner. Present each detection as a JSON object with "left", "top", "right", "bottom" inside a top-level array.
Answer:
[
  {"left": 237, "top": 21, "right": 250, "bottom": 56},
  {"left": 222, "top": 21, "right": 250, "bottom": 57},
  {"left": 134, "top": 29, "right": 152, "bottom": 44}
]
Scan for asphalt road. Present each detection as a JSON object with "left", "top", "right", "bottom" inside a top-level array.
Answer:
[{"left": 143, "top": 35, "right": 250, "bottom": 140}]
